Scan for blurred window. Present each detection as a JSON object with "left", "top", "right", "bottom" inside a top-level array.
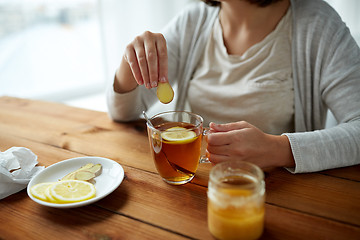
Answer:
[
  {"left": 0, "top": 0, "right": 105, "bottom": 101},
  {"left": 0, "top": 0, "right": 358, "bottom": 106},
  {"left": 325, "top": 0, "right": 360, "bottom": 46}
]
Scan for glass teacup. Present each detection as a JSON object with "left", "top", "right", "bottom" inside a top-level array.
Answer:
[{"left": 146, "top": 111, "right": 209, "bottom": 185}]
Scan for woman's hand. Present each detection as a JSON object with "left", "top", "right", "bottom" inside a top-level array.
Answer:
[
  {"left": 127, "top": 31, "right": 168, "bottom": 87},
  {"left": 207, "top": 121, "right": 295, "bottom": 169},
  {"left": 114, "top": 31, "right": 168, "bottom": 93}
]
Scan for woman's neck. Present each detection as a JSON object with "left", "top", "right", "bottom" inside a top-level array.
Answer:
[{"left": 219, "top": 0, "right": 290, "bottom": 55}]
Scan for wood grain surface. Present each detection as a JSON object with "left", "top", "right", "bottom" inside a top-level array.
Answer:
[{"left": 0, "top": 96, "right": 359, "bottom": 239}]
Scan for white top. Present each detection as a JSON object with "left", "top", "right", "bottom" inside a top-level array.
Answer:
[{"left": 188, "top": 9, "right": 293, "bottom": 134}]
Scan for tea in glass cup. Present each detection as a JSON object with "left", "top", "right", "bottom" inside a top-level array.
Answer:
[
  {"left": 208, "top": 160, "right": 265, "bottom": 240},
  {"left": 146, "top": 111, "right": 209, "bottom": 185}
]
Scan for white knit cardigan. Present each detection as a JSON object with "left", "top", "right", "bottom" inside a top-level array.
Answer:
[{"left": 107, "top": 0, "right": 360, "bottom": 173}]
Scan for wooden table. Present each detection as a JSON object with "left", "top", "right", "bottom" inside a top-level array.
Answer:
[{"left": 0, "top": 96, "right": 359, "bottom": 240}]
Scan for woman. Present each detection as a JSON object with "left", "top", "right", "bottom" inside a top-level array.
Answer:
[{"left": 107, "top": 0, "right": 360, "bottom": 173}]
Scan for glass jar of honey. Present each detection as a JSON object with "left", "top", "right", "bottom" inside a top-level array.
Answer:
[{"left": 207, "top": 160, "right": 265, "bottom": 240}]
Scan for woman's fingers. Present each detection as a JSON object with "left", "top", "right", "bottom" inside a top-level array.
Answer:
[
  {"left": 209, "top": 121, "right": 251, "bottom": 132},
  {"left": 156, "top": 34, "right": 168, "bottom": 83},
  {"left": 207, "top": 144, "right": 231, "bottom": 157},
  {"left": 207, "top": 131, "right": 233, "bottom": 146},
  {"left": 144, "top": 32, "right": 158, "bottom": 88},
  {"left": 133, "top": 35, "right": 151, "bottom": 88},
  {"left": 124, "top": 45, "right": 144, "bottom": 85},
  {"left": 124, "top": 31, "right": 168, "bottom": 88},
  {"left": 208, "top": 153, "right": 229, "bottom": 164}
]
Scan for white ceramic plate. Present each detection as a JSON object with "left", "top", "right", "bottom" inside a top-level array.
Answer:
[{"left": 27, "top": 156, "right": 124, "bottom": 208}]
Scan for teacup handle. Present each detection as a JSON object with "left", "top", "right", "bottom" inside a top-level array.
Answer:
[{"left": 200, "top": 128, "right": 210, "bottom": 163}]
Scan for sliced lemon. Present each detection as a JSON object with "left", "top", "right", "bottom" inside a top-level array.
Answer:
[
  {"left": 161, "top": 127, "right": 197, "bottom": 144},
  {"left": 30, "top": 182, "right": 55, "bottom": 202},
  {"left": 44, "top": 185, "right": 59, "bottom": 203},
  {"left": 49, "top": 180, "right": 96, "bottom": 203}
]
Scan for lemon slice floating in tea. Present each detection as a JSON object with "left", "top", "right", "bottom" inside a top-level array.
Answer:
[
  {"left": 161, "top": 127, "right": 197, "bottom": 144},
  {"left": 49, "top": 180, "right": 96, "bottom": 203}
]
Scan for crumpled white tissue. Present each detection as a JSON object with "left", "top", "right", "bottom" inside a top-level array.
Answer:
[{"left": 0, "top": 147, "right": 45, "bottom": 199}]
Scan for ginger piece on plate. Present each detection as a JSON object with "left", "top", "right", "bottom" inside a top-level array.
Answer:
[{"left": 61, "top": 163, "right": 102, "bottom": 182}]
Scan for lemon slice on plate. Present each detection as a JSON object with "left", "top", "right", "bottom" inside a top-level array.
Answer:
[
  {"left": 161, "top": 127, "right": 197, "bottom": 144},
  {"left": 44, "top": 185, "right": 58, "bottom": 203},
  {"left": 49, "top": 180, "right": 96, "bottom": 203},
  {"left": 30, "top": 182, "right": 55, "bottom": 201}
]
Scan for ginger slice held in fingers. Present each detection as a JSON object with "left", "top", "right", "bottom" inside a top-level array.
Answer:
[{"left": 157, "top": 82, "right": 174, "bottom": 104}]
